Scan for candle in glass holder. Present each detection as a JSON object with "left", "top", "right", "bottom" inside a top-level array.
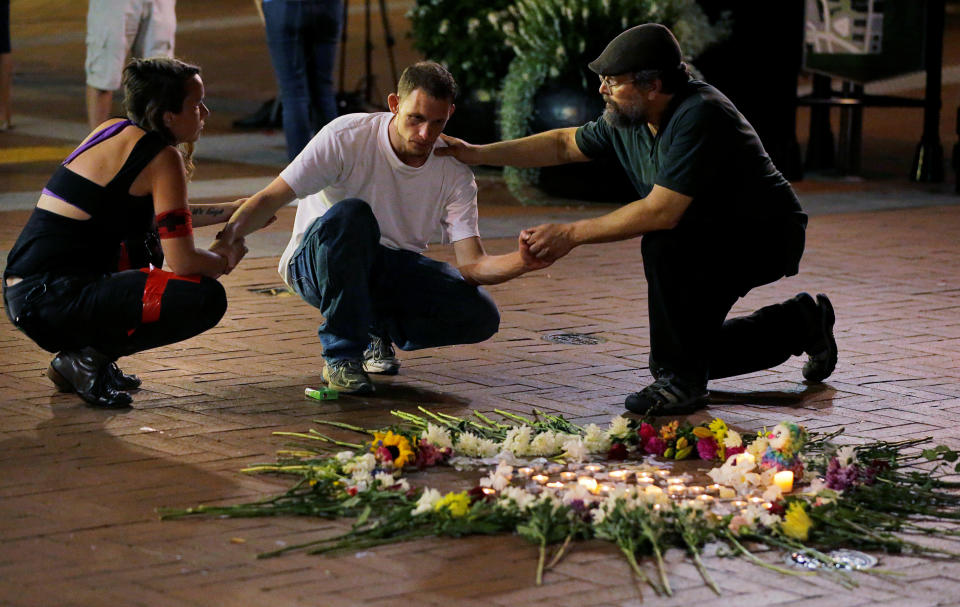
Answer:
[
  {"left": 706, "top": 483, "right": 722, "bottom": 494},
  {"left": 667, "top": 484, "right": 685, "bottom": 495},
  {"left": 654, "top": 469, "right": 670, "bottom": 478},
  {"left": 732, "top": 500, "right": 747, "bottom": 508},
  {"left": 560, "top": 471, "right": 577, "bottom": 482},
  {"left": 749, "top": 496, "right": 764, "bottom": 504},
  {"left": 635, "top": 475, "right": 654, "bottom": 486},
  {"left": 546, "top": 481, "right": 565, "bottom": 489},
  {"left": 773, "top": 470, "right": 794, "bottom": 493},
  {"left": 481, "top": 487, "right": 497, "bottom": 496},
  {"left": 517, "top": 467, "right": 534, "bottom": 477},
  {"left": 666, "top": 476, "right": 685, "bottom": 485},
  {"left": 696, "top": 494, "right": 714, "bottom": 503},
  {"left": 608, "top": 470, "right": 630, "bottom": 481},
  {"left": 687, "top": 486, "right": 704, "bottom": 496},
  {"left": 584, "top": 464, "right": 604, "bottom": 473},
  {"left": 531, "top": 474, "right": 549, "bottom": 484},
  {"left": 598, "top": 483, "right": 614, "bottom": 494}
]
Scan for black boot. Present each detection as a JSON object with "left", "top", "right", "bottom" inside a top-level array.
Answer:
[
  {"left": 105, "top": 362, "right": 142, "bottom": 391},
  {"left": 47, "top": 348, "right": 133, "bottom": 408}
]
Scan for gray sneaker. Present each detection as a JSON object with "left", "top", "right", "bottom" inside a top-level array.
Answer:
[
  {"left": 363, "top": 335, "right": 400, "bottom": 375},
  {"left": 323, "top": 359, "right": 375, "bottom": 394}
]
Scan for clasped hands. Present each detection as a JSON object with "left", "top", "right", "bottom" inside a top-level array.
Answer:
[{"left": 519, "top": 223, "right": 575, "bottom": 266}]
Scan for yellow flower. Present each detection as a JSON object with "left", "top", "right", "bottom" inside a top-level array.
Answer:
[
  {"left": 660, "top": 420, "right": 679, "bottom": 440},
  {"left": 676, "top": 436, "right": 689, "bottom": 450},
  {"left": 709, "top": 418, "right": 728, "bottom": 437},
  {"left": 781, "top": 502, "right": 813, "bottom": 541},
  {"left": 434, "top": 491, "right": 471, "bottom": 517},
  {"left": 371, "top": 430, "right": 415, "bottom": 469}
]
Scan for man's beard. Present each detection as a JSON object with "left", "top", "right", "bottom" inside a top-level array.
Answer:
[{"left": 601, "top": 98, "right": 647, "bottom": 129}]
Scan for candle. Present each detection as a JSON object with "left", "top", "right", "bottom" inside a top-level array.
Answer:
[
  {"left": 584, "top": 464, "right": 604, "bottom": 473},
  {"left": 666, "top": 476, "right": 685, "bottom": 485},
  {"left": 667, "top": 483, "right": 685, "bottom": 495},
  {"left": 609, "top": 470, "right": 630, "bottom": 481},
  {"left": 773, "top": 470, "right": 794, "bottom": 493},
  {"left": 749, "top": 496, "right": 764, "bottom": 504},
  {"left": 696, "top": 494, "right": 714, "bottom": 503},
  {"left": 718, "top": 487, "right": 737, "bottom": 499},
  {"left": 687, "top": 486, "right": 704, "bottom": 495},
  {"left": 645, "top": 485, "right": 663, "bottom": 495},
  {"left": 598, "top": 483, "right": 614, "bottom": 494},
  {"left": 654, "top": 469, "right": 670, "bottom": 477},
  {"left": 706, "top": 484, "right": 722, "bottom": 494},
  {"left": 517, "top": 467, "right": 534, "bottom": 477},
  {"left": 578, "top": 476, "right": 599, "bottom": 492},
  {"left": 732, "top": 500, "right": 747, "bottom": 507},
  {"left": 531, "top": 474, "right": 549, "bottom": 484},
  {"left": 560, "top": 471, "right": 577, "bottom": 481},
  {"left": 546, "top": 481, "right": 565, "bottom": 489},
  {"left": 481, "top": 487, "right": 497, "bottom": 496},
  {"left": 635, "top": 475, "right": 654, "bottom": 485}
]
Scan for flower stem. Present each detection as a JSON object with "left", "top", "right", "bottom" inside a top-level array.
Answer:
[
  {"left": 546, "top": 534, "right": 573, "bottom": 570},
  {"left": 536, "top": 540, "right": 546, "bottom": 586},
  {"left": 724, "top": 532, "right": 816, "bottom": 578}
]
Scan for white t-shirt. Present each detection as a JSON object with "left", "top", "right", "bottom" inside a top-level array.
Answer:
[{"left": 277, "top": 112, "right": 480, "bottom": 285}]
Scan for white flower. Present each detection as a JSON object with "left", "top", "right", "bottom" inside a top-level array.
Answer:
[
  {"left": 394, "top": 478, "right": 410, "bottom": 492},
  {"left": 335, "top": 451, "right": 355, "bottom": 463},
  {"left": 499, "top": 486, "right": 537, "bottom": 511},
  {"left": 560, "top": 483, "right": 594, "bottom": 505},
  {"left": 467, "top": 18, "right": 480, "bottom": 35},
  {"left": 412, "top": 488, "right": 442, "bottom": 515},
  {"left": 762, "top": 484, "right": 783, "bottom": 502},
  {"left": 438, "top": 19, "right": 449, "bottom": 35},
  {"left": 374, "top": 471, "right": 397, "bottom": 487},
  {"left": 486, "top": 12, "right": 499, "bottom": 26},
  {"left": 502, "top": 426, "right": 533, "bottom": 456},
  {"left": 421, "top": 423, "right": 453, "bottom": 449},
  {"left": 583, "top": 424, "right": 612, "bottom": 453},
  {"left": 562, "top": 436, "right": 588, "bottom": 462},
  {"left": 480, "top": 461, "right": 513, "bottom": 491},
  {"left": 724, "top": 430, "right": 743, "bottom": 448},
  {"left": 806, "top": 477, "right": 827, "bottom": 494},
  {"left": 456, "top": 432, "right": 500, "bottom": 457},
  {"left": 836, "top": 445, "right": 857, "bottom": 467},
  {"left": 343, "top": 452, "right": 376, "bottom": 474},
  {"left": 529, "top": 431, "right": 564, "bottom": 457},
  {"left": 606, "top": 416, "right": 631, "bottom": 440}
]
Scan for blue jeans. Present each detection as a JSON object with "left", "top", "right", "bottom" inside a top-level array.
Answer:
[
  {"left": 287, "top": 199, "right": 500, "bottom": 363},
  {"left": 262, "top": 0, "right": 341, "bottom": 160}
]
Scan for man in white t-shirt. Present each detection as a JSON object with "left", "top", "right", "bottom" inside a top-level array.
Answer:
[{"left": 216, "top": 62, "right": 551, "bottom": 394}]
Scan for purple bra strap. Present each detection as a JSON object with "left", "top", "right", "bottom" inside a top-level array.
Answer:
[{"left": 62, "top": 119, "right": 133, "bottom": 165}]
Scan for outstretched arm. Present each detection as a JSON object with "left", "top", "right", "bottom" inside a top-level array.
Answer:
[
  {"left": 435, "top": 127, "right": 590, "bottom": 168},
  {"left": 521, "top": 185, "right": 694, "bottom": 261},
  {"left": 453, "top": 235, "right": 552, "bottom": 286},
  {"left": 215, "top": 176, "right": 297, "bottom": 245}
]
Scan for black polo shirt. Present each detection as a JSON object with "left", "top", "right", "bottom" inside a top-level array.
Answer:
[{"left": 575, "top": 80, "right": 805, "bottom": 232}]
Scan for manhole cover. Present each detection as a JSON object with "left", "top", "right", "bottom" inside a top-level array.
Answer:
[
  {"left": 542, "top": 333, "right": 606, "bottom": 345},
  {"left": 248, "top": 285, "right": 293, "bottom": 297}
]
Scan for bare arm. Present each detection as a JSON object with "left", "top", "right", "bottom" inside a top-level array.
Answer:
[
  {"left": 149, "top": 148, "right": 245, "bottom": 277},
  {"left": 453, "top": 235, "right": 552, "bottom": 286},
  {"left": 435, "top": 128, "right": 590, "bottom": 168},
  {"left": 189, "top": 201, "right": 239, "bottom": 227},
  {"left": 521, "top": 185, "right": 694, "bottom": 261},
  {"left": 215, "top": 176, "right": 297, "bottom": 245}
]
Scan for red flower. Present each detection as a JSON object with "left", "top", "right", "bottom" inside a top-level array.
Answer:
[
  {"left": 608, "top": 442, "right": 629, "bottom": 460},
  {"left": 644, "top": 437, "right": 667, "bottom": 456},
  {"left": 638, "top": 422, "right": 657, "bottom": 442},
  {"left": 768, "top": 500, "right": 785, "bottom": 516},
  {"left": 346, "top": 486, "right": 358, "bottom": 496},
  {"left": 696, "top": 436, "right": 719, "bottom": 460},
  {"left": 413, "top": 439, "right": 452, "bottom": 468},
  {"left": 725, "top": 445, "right": 745, "bottom": 457}
]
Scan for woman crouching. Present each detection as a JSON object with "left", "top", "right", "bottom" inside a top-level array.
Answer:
[{"left": 3, "top": 57, "right": 247, "bottom": 408}]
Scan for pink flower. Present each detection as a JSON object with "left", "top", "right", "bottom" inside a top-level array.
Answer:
[
  {"left": 725, "top": 445, "right": 745, "bottom": 457},
  {"left": 696, "top": 436, "right": 719, "bottom": 460},
  {"left": 608, "top": 442, "right": 629, "bottom": 460},
  {"left": 413, "top": 439, "right": 452, "bottom": 468},
  {"left": 638, "top": 422, "right": 657, "bottom": 442},
  {"left": 644, "top": 437, "right": 667, "bottom": 456},
  {"left": 376, "top": 445, "right": 394, "bottom": 463}
]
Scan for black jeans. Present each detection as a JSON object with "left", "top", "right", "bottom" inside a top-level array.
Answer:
[
  {"left": 641, "top": 215, "right": 809, "bottom": 388},
  {"left": 286, "top": 198, "right": 500, "bottom": 362},
  {"left": 3, "top": 269, "right": 226, "bottom": 358}
]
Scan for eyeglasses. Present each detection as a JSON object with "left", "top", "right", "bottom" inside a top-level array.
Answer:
[{"left": 599, "top": 74, "right": 632, "bottom": 91}]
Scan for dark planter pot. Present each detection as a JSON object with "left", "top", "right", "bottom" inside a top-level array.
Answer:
[
  {"left": 531, "top": 84, "right": 637, "bottom": 202},
  {"left": 444, "top": 88, "right": 499, "bottom": 144}
]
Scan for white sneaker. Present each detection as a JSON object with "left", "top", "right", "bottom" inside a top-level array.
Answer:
[{"left": 363, "top": 335, "right": 400, "bottom": 375}]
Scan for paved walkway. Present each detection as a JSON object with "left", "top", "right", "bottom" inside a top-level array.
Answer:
[{"left": 3, "top": 1, "right": 960, "bottom": 605}]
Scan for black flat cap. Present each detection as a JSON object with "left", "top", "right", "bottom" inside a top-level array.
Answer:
[{"left": 588, "top": 23, "right": 682, "bottom": 75}]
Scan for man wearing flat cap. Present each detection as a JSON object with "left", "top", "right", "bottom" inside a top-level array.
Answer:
[{"left": 437, "top": 23, "right": 838, "bottom": 416}]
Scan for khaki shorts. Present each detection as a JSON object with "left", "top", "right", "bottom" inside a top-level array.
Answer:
[{"left": 85, "top": 0, "right": 176, "bottom": 91}]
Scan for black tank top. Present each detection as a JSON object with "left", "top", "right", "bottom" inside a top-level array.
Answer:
[{"left": 5, "top": 121, "right": 168, "bottom": 277}]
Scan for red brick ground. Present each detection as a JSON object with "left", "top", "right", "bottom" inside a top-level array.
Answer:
[{"left": 2, "top": 204, "right": 960, "bottom": 606}]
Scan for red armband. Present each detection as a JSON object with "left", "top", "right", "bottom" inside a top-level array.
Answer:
[{"left": 156, "top": 209, "right": 193, "bottom": 239}]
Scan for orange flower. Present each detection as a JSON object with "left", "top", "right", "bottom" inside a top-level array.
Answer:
[{"left": 660, "top": 420, "right": 679, "bottom": 440}]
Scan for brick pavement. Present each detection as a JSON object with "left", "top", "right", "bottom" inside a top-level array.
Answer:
[{"left": 2, "top": 203, "right": 960, "bottom": 606}]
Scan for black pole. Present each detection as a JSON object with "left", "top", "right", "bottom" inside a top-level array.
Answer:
[
  {"left": 911, "top": 0, "right": 945, "bottom": 182},
  {"left": 378, "top": 0, "right": 398, "bottom": 90}
]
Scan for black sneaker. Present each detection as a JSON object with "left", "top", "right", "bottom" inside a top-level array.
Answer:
[
  {"left": 802, "top": 293, "right": 837, "bottom": 382},
  {"left": 624, "top": 377, "right": 707, "bottom": 416},
  {"left": 363, "top": 335, "right": 400, "bottom": 375},
  {"left": 323, "top": 360, "right": 375, "bottom": 394}
]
